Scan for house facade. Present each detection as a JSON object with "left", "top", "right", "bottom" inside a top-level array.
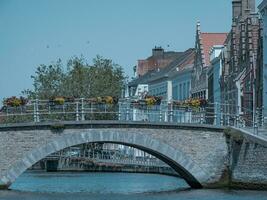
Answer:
[
  {"left": 208, "top": 46, "right": 224, "bottom": 125},
  {"left": 128, "top": 48, "right": 194, "bottom": 101},
  {"left": 259, "top": 0, "right": 267, "bottom": 118},
  {"left": 191, "top": 22, "right": 227, "bottom": 100},
  {"left": 222, "top": 0, "right": 261, "bottom": 124},
  {"left": 171, "top": 68, "right": 192, "bottom": 101},
  {"left": 147, "top": 49, "right": 194, "bottom": 101},
  {"left": 149, "top": 79, "right": 171, "bottom": 101}
]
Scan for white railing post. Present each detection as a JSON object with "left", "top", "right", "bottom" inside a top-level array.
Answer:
[
  {"left": 126, "top": 105, "right": 130, "bottom": 121},
  {"left": 227, "top": 110, "right": 230, "bottom": 126},
  {"left": 259, "top": 107, "right": 264, "bottom": 127},
  {"left": 48, "top": 103, "right": 51, "bottom": 114},
  {"left": 36, "top": 99, "right": 40, "bottom": 122},
  {"left": 169, "top": 102, "right": 173, "bottom": 123},
  {"left": 81, "top": 98, "right": 85, "bottom": 121},
  {"left": 200, "top": 109, "right": 204, "bottom": 124},
  {"left": 220, "top": 106, "right": 224, "bottom": 126},
  {"left": 188, "top": 108, "right": 192, "bottom": 123},
  {"left": 33, "top": 100, "right": 36, "bottom": 122},
  {"left": 254, "top": 108, "right": 259, "bottom": 135},
  {"left": 262, "top": 106, "right": 265, "bottom": 127},
  {"left": 159, "top": 107, "right": 162, "bottom": 122},
  {"left": 33, "top": 99, "right": 40, "bottom": 123},
  {"left": 118, "top": 102, "right": 121, "bottom": 121},
  {"left": 76, "top": 100, "right": 79, "bottom": 121},
  {"left": 214, "top": 102, "right": 217, "bottom": 126}
]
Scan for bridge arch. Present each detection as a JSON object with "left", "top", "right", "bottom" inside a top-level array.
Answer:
[{"left": 2, "top": 129, "right": 210, "bottom": 189}]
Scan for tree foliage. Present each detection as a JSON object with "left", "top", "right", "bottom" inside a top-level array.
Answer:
[{"left": 23, "top": 56, "right": 126, "bottom": 99}]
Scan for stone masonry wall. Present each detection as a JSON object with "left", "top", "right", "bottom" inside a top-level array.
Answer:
[
  {"left": 0, "top": 124, "right": 228, "bottom": 188},
  {"left": 1, "top": 123, "right": 267, "bottom": 189},
  {"left": 226, "top": 128, "right": 267, "bottom": 189}
]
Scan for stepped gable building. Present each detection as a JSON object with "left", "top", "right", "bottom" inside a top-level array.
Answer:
[
  {"left": 191, "top": 22, "right": 227, "bottom": 99},
  {"left": 221, "top": 0, "right": 261, "bottom": 123},
  {"left": 136, "top": 47, "right": 183, "bottom": 77},
  {"left": 258, "top": 0, "right": 267, "bottom": 118}
]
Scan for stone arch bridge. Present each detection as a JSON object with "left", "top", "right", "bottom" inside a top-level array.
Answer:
[{"left": 0, "top": 121, "right": 267, "bottom": 189}]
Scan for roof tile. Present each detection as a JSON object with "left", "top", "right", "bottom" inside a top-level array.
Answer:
[{"left": 200, "top": 33, "right": 227, "bottom": 66}]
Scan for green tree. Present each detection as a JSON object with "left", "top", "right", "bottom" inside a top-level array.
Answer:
[
  {"left": 23, "top": 59, "right": 65, "bottom": 99},
  {"left": 62, "top": 56, "right": 90, "bottom": 98},
  {"left": 23, "top": 56, "right": 126, "bottom": 99},
  {"left": 89, "top": 55, "right": 125, "bottom": 97}
]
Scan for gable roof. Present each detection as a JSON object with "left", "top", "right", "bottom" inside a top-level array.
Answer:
[
  {"left": 149, "top": 48, "right": 194, "bottom": 82},
  {"left": 200, "top": 33, "right": 227, "bottom": 66},
  {"left": 129, "top": 48, "right": 195, "bottom": 86},
  {"left": 128, "top": 71, "right": 154, "bottom": 87},
  {"left": 145, "top": 51, "right": 183, "bottom": 61}
]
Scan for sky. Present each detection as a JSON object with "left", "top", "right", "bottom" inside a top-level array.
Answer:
[{"left": 0, "top": 0, "right": 263, "bottom": 102}]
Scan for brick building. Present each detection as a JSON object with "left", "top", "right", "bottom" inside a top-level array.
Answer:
[
  {"left": 136, "top": 47, "right": 183, "bottom": 77},
  {"left": 258, "top": 0, "right": 266, "bottom": 119},
  {"left": 221, "top": 0, "right": 261, "bottom": 124},
  {"left": 128, "top": 48, "right": 195, "bottom": 100}
]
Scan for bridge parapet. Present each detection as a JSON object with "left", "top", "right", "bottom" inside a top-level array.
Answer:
[{"left": 0, "top": 99, "right": 263, "bottom": 135}]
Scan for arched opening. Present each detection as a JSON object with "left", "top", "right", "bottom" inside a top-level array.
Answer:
[
  {"left": 10, "top": 142, "right": 191, "bottom": 193},
  {"left": 2, "top": 130, "right": 207, "bottom": 189},
  {"left": 36, "top": 142, "right": 177, "bottom": 176}
]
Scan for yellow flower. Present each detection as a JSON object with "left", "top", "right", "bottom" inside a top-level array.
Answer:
[
  {"left": 145, "top": 97, "right": 156, "bottom": 106},
  {"left": 54, "top": 97, "right": 65, "bottom": 105},
  {"left": 105, "top": 96, "right": 114, "bottom": 104}
]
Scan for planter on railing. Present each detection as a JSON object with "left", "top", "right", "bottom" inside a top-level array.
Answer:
[
  {"left": 49, "top": 96, "right": 76, "bottom": 103},
  {"left": 3, "top": 96, "right": 28, "bottom": 107},
  {"left": 85, "top": 96, "right": 118, "bottom": 105},
  {"left": 172, "top": 98, "right": 208, "bottom": 109},
  {"left": 130, "top": 96, "right": 162, "bottom": 108},
  {"left": 53, "top": 97, "right": 65, "bottom": 105},
  {"left": 103, "top": 96, "right": 118, "bottom": 105},
  {"left": 44, "top": 96, "right": 120, "bottom": 106}
]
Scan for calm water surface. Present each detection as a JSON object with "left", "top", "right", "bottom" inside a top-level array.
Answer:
[{"left": 1, "top": 171, "right": 267, "bottom": 200}]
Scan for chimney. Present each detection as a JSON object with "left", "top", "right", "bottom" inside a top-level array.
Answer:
[
  {"left": 133, "top": 65, "right": 137, "bottom": 77},
  {"left": 232, "top": 0, "right": 242, "bottom": 21},
  {"left": 152, "top": 46, "right": 164, "bottom": 57},
  {"left": 241, "top": 0, "right": 255, "bottom": 17}
]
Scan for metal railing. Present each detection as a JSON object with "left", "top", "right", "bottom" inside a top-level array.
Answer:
[
  {"left": 46, "top": 146, "right": 169, "bottom": 168},
  {"left": 0, "top": 98, "right": 264, "bottom": 135}
]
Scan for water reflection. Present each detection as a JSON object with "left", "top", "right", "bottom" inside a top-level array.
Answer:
[
  {"left": 10, "top": 171, "right": 188, "bottom": 194},
  {"left": 4, "top": 171, "right": 267, "bottom": 200}
]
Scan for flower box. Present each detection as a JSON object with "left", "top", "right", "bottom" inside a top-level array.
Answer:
[{"left": 3, "top": 96, "right": 28, "bottom": 107}]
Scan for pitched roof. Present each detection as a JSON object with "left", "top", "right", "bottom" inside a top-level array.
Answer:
[
  {"left": 129, "top": 48, "right": 195, "bottom": 86},
  {"left": 148, "top": 48, "right": 194, "bottom": 82},
  {"left": 128, "top": 71, "right": 154, "bottom": 87},
  {"left": 145, "top": 51, "right": 183, "bottom": 61},
  {"left": 200, "top": 33, "right": 227, "bottom": 66}
]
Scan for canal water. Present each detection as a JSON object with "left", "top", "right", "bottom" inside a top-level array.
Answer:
[{"left": 1, "top": 171, "right": 267, "bottom": 200}]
